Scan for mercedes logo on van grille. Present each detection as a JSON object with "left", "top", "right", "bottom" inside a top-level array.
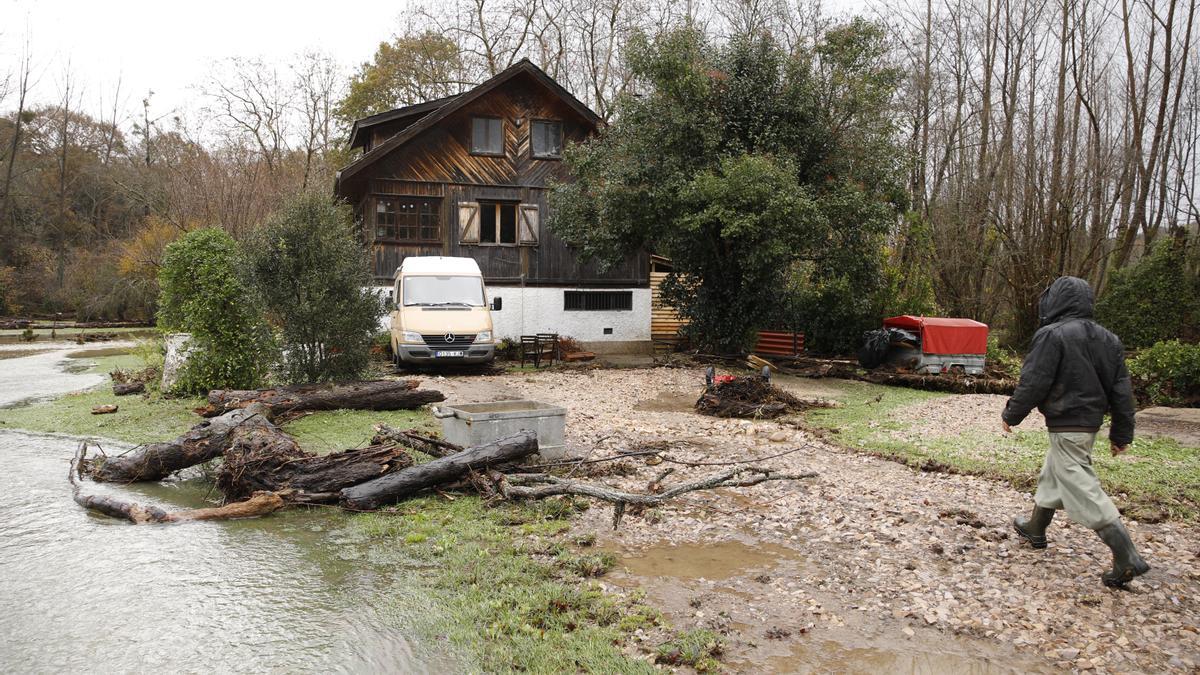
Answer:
[{"left": 444, "top": 333, "right": 455, "bottom": 343}]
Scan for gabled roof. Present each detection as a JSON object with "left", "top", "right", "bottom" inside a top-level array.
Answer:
[
  {"left": 347, "top": 94, "right": 462, "bottom": 150},
  {"left": 335, "top": 59, "right": 602, "bottom": 191}
]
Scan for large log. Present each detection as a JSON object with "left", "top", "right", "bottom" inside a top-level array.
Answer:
[
  {"left": 201, "top": 380, "right": 444, "bottom": 418},
  {"left": 70, "top": 443, "right": 287, "bottom": 524},
  {"left": 82, "top": 403, "right": 273, "bottom": 483},
  {"left": 340, "top": 430, "right": 539, "bottom": 510}
]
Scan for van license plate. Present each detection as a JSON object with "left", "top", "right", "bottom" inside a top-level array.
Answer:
[{"left": 435, "top": 350, "right": 465, "bottom": 358}]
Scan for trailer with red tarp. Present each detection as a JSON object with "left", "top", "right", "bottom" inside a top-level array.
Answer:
[{"left": 859, "top": 315, "right": 989, "bottom": 375}]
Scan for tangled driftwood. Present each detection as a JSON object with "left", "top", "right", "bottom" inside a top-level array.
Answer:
[{"left": 69, "top": 379, "right": 819, "bottom": 526}]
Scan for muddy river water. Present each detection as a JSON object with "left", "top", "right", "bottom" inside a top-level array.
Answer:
[{"left": 0, "top": 347, "right": 457, "bottom": 673}]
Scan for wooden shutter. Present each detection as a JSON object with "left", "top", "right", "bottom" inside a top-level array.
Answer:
[
  {"left": 518, "top": 204, "right": 540, "bottom": 246},
  {"left": 458, "top": 202, "right": 480, "bottom": 243}
]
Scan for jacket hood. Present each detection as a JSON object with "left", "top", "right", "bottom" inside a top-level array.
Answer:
[{"left": 1039, "top": 276, "right": 1094, "bottom": 326}]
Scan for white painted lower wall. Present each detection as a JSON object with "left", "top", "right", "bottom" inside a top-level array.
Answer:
[
  {"left": 486, "top": 285, "right": 651, "bottom": 345},
  {"left": 370, "top": 284, "right": 652, "bottom": 348}
]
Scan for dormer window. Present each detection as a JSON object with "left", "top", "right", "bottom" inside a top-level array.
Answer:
[
  {"left": 471, "top": 116, "right": 504, "bottom": 155},
  {"left": 531, "top": 120, "right": 563, "bottom": 158}
]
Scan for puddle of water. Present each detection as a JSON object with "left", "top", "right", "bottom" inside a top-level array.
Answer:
[
  {"left": 613, "top": 540, "right": 802, "bottom": 581},
  {"left": 634, "top": 390, "right": 701, "bottom": 413},
  {"left": 761, "top": 640, "right": 1035, "bottom": 675}
]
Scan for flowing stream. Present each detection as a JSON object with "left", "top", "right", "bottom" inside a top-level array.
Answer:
[{"left": 0, "top": 348, "right": 458, "bottom": 673}]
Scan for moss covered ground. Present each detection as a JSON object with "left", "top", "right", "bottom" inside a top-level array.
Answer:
[{"left": 802, "top": 379, "right": 1200, "bottom": 522}]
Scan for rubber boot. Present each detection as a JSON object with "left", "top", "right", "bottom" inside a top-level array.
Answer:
[
  {"left": 1012, "top": 505, "right": 1055, "bottom": 549},
  {"left": 1096, "top": 520, "right": 1151, "bottom": 588}
]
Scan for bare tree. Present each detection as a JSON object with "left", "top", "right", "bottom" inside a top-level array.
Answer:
[
  {"left": 292, "top": 50, "right": 343, "bottom": 191},
  {"left": 202, "top": 57, "right": 293, "bottom": 173},
  {"left": 0, "top": 37, "right": 34, "bottom": 255}
]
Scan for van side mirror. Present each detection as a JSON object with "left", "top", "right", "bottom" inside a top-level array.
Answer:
[{"left": 490, "top": 297, "right": 502, "bottom": 311}]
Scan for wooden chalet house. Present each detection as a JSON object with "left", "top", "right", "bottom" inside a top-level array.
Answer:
[{"left": 334, "top": 59, "right": 650, "bottom": 350}]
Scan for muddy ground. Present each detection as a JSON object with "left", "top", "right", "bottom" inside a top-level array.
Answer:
[{"left": 430, "top": 366, "right": 1200, "bottom": 674}]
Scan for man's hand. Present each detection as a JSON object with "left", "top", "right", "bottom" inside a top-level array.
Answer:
[
  {"left": 1111, "top": 443, "right": 1129, "bottom": 456},
  {"left": 1002, "top": 421, "right": 1012, "bottom": 433}
]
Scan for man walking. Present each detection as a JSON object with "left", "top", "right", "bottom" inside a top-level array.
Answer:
[{"left": 1001, "top": 276, "right": 1149, "bottom": 587}]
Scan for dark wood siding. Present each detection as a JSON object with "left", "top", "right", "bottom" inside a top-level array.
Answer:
[{"left": 341, "top": 71, "right": 647, "bottom": 287}]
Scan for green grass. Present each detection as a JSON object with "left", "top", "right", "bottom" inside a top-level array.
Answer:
[
  {"left": 0, "top": 352, "right": 204, "bottom": 445},
  {"left": 654, "top": 628, "right": 724, "bottom": 672},
  {"left": 803, "top": 379, "right": 1200, "bottom": 522},
  {"left": 355, "top": 496, "right": 662, "bottom": 673},
  {"left": 281, "top": 408, "right": 441, "bottom": 454},
  {"left": 0, "top": 350, "right": 444, "bottom": 451}
]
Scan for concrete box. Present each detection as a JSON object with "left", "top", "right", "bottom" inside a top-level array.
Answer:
[{"left": 436, "top": 400, "right": 567, "bottom": 460}]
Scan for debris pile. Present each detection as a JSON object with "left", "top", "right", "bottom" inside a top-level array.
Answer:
[
  {"left": 69, "top": 378, "right": 817, "bottom": 526},
  {"left": 696, "top": 375, "right": 827, "bottom": 418}
]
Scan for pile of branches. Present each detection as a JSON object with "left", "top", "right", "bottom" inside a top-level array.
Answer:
[
  {"left": 70, "top": 380, "right": 818, "bottom": 526},
  {"left": 695, "top": 376, "right": 830, "bottom": 418}
]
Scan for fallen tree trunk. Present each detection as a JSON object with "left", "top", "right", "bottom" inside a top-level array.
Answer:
[
  {"left": 340, "top": 430, "right": 539, "bottom": 510},
  {"left": 82, "top": 404, "right": 273, "bottom": 482},
  {"left": 779, "top": 361, "right": 1017, "bottom": 395},
  {"left": 201, "top": 380, "right": 444, "bottom": 418},
  {"left": 70, "top": 443, "right": 287, "bottom": 523}
]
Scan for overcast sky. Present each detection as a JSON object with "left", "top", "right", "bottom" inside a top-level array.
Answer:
[
  {"left": 1, "top": 0, "right": 872, "bottom": 126},
  {"left": 1, "top": 0, "right": 410, "bottom": 122}
]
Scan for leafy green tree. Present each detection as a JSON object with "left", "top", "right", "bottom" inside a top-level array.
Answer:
[
  {"left": 157, "top": 228, "right": 274, "bottom": 393},
  {"left": 1096, "top": 236, "right": 1200, "bottom": 348},
  {"left": 337, "top": 31, "right": 464, "bottom": 125},
  {"left": 245, "top": 193, "right": 384, "bottom": 383},
  {"left": 550, "top": 22, "right": 905, "bottom": 353}
]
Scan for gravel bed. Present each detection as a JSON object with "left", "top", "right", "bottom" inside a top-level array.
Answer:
[{"left": 432, "top": 366, "right": 1200, "bottom": 673}]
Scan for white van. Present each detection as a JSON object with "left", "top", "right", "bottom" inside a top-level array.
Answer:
[{"left": 389, "top": 257, "right": 499, "bottom": 366}]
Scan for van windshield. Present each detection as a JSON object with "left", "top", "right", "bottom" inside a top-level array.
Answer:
[{"left": 402, "top": 275, "right": 486, "bottom": 307}]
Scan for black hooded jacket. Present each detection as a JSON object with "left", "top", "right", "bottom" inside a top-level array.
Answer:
[{"left": 1002, "top": 276, "right": 1136, "bottom": 446}]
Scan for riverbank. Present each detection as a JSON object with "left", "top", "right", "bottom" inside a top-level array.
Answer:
[{"left": 0, "top": 348, "right": 679, "bottom": 672}]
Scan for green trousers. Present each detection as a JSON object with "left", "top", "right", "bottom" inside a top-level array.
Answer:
[{"left": 1033, "top": 431, "right": 1121, "bottom": 530}]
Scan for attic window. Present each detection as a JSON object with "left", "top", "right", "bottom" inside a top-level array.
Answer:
[
  {"left": 471, "top": 116, "right": 504, "bottom": 155},
  {"left": 531, "top": 120, "right": 562, "bottom": 158}
]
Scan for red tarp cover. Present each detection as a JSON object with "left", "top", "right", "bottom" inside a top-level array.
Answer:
[{"left": 883, "top": 315, "right": 989, "bottom": 355}]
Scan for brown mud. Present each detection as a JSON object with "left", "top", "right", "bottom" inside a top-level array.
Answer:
[{"left": 603, "top": 536, "right": 1054, "bottom": 674}]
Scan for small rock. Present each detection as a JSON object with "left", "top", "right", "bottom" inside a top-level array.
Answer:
[{"left": 768, "top": 431, "right": 789, "bottom": 443}]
